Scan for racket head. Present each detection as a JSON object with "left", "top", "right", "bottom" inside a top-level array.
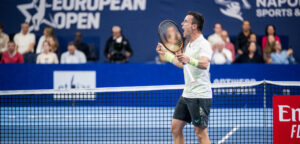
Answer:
[{"left": 158, "top": 20, "right": 184, "bottom": 54}]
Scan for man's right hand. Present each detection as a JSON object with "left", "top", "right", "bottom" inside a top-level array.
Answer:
[
  {"left": 287, "top": 48, "right": 293, "bottom": 56},
  {"left": 156, "top": 43, "right": 167, "bottom": 56}
]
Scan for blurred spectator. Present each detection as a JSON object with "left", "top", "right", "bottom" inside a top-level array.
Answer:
[
  {"left": 263, "top": 35, "right": 276, "bottom": 64},
  {"left": 235, "top": 42, "right": 263, "bottom": 63},
  {"left": 36, "top": 27, "right": 55, "bottom": 54},
  {"left": 235, "top": 20, "right": 253, "bottom": 57},
  {"left": 262, "top": 24, "right": 280, "bottom": 53},
  {"left": 0, "top": 24, "right": 9, "bottom": 59},
  {"left": 36, "top": 41, "right": 59, "bottom": 64},
  {"left": 220, "top": 30, "right": 235, "bottom": 62},
  {"left": 211, "top": 40, "right": 232, "bottom": 64},
  {"left": 13, "top": 22, "right": 35, "bottom": 54},
  {"left": 1, "top": 41, "right": 24, "bottom": 63},
  {"left": 271, "top": 41, "right": 295, "bottom": 64},
  {"left": 208, "top": 23, "right": 223, "bottom": 47},
  {"left": 74, "top": 32, "right": 91, "bottom": 60},
  {"left": 47, "top": 36, "right": 59, "bottom": 54},
  {"left": 244, "top": 33, "right": 262, "bottom": 56},
  {"left": 14, "top": 22, "right": 36, "bottom": 63},
  {"left": 104, "top": 26, "right": 132, "bottom": 63},
  {"left": 60, "top": 42, "right": 86, "bottom": 64}
]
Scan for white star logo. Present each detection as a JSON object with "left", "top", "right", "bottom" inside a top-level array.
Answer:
[
  {"left": 17, "top": 0, "right": 57, "bottom": 32},
  {"left": 215, "top": 0, "right": 251, "bottom": 21}
]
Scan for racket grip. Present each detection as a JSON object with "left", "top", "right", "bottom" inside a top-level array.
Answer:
[{"left": 183, "top": 64, "right": 195, "bottom": 82}]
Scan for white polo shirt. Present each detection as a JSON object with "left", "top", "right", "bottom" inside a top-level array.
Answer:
[
  {"left": 182, "top": 34, "right": 213, "bottom": 99},
  {"left": 14, "top": 32, "right": 35, "bottom": 54},
  {"left": 60, "top": 50, "right": 87, "bottom": 64}
]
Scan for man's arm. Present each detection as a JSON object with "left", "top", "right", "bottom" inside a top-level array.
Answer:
[
  {"left": 25, "top": 34, "right": 35, "bottom": 53},
  {"left": 156, "top": 43, "right": 183, "bottom": 68},
  {"left": 176, "top": 52, "right": 210, "bottom": 69}
]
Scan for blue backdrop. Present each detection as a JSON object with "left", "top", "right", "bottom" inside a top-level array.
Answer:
[
  {"left": 0, "top": 63, "right": 299, "bottom": 90},
  {"left": 0, "top": 0, "right": 299, "bottom": 62}
]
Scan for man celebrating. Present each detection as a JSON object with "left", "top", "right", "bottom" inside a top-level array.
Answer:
[{"left": 156, "top": 11, "right": 212, "bottom": 144}]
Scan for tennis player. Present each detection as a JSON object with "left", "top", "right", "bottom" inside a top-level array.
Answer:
[{"left": 156, "top": 11, "right": 213, "bottom": 144}]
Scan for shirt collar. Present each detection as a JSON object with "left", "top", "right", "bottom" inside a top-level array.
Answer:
[{"left": 189, "top": 34, "right": 203, "bottom": 47}]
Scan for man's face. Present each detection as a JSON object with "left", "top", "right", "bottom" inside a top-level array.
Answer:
[
  {"left": 181, "top": 15, "right": 194, "bottom": 38},
  {"left": 68, "top": 45, "right": 76, "bottom": 54},
  {"left": 242, "top": 21, "right": 250, "bottom": 31},
  {"left": 8, "top": 42, "right": 16, "bottom": 53},
  {"left": 21, "top": 23, "right": 29, "bottom": 34},
  {"left": 214, "top": 24, "right": 222, "bottom": 34},
  {"left": 0, "top": 28, "right": 2, "bottom": 33},
  {"left": 274, "top": 41, "right": 282, "bottom": 51},
  {"left": 112, "top": 27, "right": 121, "bottom": 39},
  {"left": 75, "top": 32, "right": 82, "bottom": 42}
]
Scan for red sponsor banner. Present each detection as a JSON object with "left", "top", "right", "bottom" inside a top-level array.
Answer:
[{"left": 273, "top": 95, "right": 300, "bottom": 144}]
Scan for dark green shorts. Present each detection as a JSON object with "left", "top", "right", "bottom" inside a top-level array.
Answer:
[{"left": 173, "top": 96, "right": 212, "bottom": 128}]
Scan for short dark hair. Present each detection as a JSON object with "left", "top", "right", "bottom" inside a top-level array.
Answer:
[
  {"left": 265, "top": 24, "right": 276, "bottom": 36},
  {"left": 68, "top": 42, "right": 77, "bottom": 48},
  {"left": 22, "top": 22, "right": 29, "bottom": 25},
  {"left": 8, "top": 40, "right": 15, "bottom": 45},
  {"left": 187, "top": 11, "right": 204, "bottom": 32},
  {"left": 242, "top": 20, "right": 250, "bottom": 25},
  {"left": 0, "top": 23, "right": 3, "bottom": 29},
  {"left": 68, "top": 42, "right": 76, "bottom": 46}
]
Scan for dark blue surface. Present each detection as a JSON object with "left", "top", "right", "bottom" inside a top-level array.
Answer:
[{"left": 0, "top": 63, "right": 300, "bottom": 90}]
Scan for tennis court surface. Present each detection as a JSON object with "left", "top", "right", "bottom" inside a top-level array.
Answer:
[{"left": 1, "top": 81, "right": 299, "bottom": 144}]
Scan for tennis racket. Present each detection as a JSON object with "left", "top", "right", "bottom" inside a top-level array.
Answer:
[{"left": 158, "top": 20, "right": 195, "bottom": 82}]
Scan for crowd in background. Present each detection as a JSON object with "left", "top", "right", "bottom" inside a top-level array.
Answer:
[
  {"left": 0, "top": 20, "right": 296, "bottom": 64},
  {"left": 0, "top": 22, "right": 132, "bottom": 64},
  {"left": 207, "top": 20, "right": 295, "bottom": 64}
]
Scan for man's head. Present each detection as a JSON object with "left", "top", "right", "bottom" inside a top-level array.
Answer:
[
  {"left": 214, "top": 23, "right": 222, "bottom": 34},
  {"left": 249, "top": 33, "right": 257, "bottom": 43},
  {"left": 7, "top": 41, "right": 16, "bottom": 53},
  {"left": 181, "top": 11, "right": 204, "bottom": 38},
  {"left": 67, "top": 42, "right": 77, "bottom": 55},
  {"left": 112, "top": 26, "right": 122, "bottom": 39},
  {"left": 274, "top": 41, "right": 282, "bottom": 51},
  {"left": 0, "top": 24, "right": 3, "bottom": 33},
  {"left": 214, "top": 40, "right": 225, "bottom": 52},
  {"left": 220, "top": 30, "right": 229, "bottom": 43},
  {"left": 74, "top": 32, "right": 82, "bottom": 43},
  {"left": 21, "top": 22, "right": 29, "bottom": 34},
  {"left": 242, "top": 20, "right": 251, "bottom": 32}
]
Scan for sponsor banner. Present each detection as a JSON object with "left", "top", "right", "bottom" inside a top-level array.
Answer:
[
  {"left": 273, "top": 95, "right": 300, "bottom": 144},
  {"left": 53, "top": 71, "right": 96, "bottom": 100}
]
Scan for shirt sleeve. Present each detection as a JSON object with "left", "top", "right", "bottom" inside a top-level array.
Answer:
[
  {"left": 80, "top": 52, "right": 87, "bottom": 63},
  {"left": 60, "top": 53, "right": 66, "bottom": 64},
  {"left": 199, "top": 42, "right": 213, "bottom": 61},
  {"left": 36, "top": 55, "right": 41, "bottom": 64},
  {"left": 30, "top": 34, "right": 36, "bottom": 44},
  {"left": 225, "top": 49, "right": 232, "bottom": 64},
  {"left": 54, "top": 54, "right": 59, "bottom": 64},
  {"left": 36, "top": 36, "right": 44, "bottom": 54},
  {"left": 19, "top": 54, "right": 24, "bottom": 63}
]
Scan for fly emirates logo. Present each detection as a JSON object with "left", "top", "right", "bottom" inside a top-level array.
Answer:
[{"left": 278, "top": 105, "right": 300, "bottom": 138}]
